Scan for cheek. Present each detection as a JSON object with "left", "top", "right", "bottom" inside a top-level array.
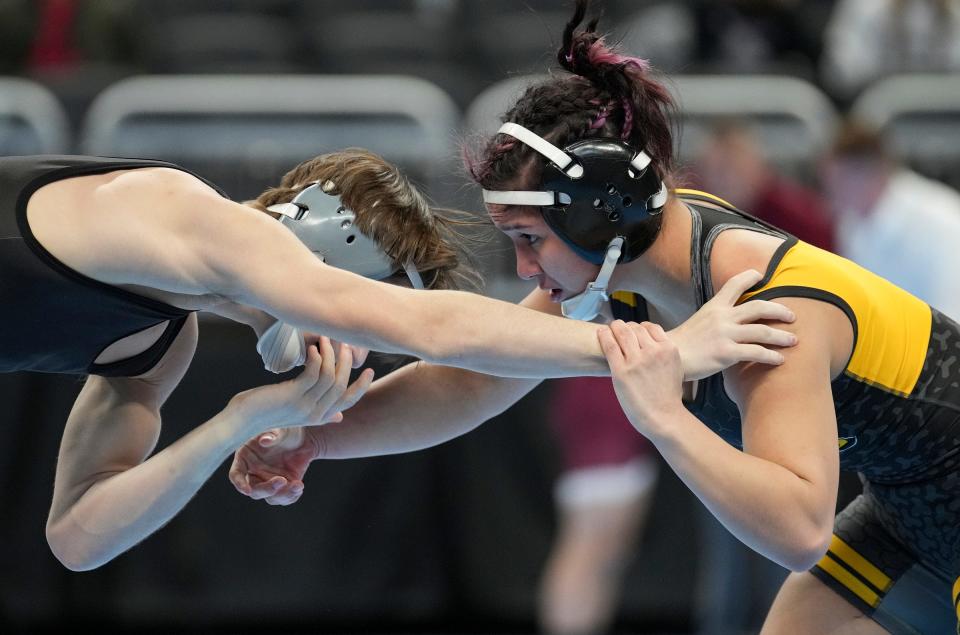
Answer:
[{"left": 542, "top": 241, "right": 594, "bottom": 281}]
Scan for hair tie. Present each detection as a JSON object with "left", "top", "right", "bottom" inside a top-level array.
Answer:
[{"left": 590, "top": 106, "right": 609, "bottom": 130}]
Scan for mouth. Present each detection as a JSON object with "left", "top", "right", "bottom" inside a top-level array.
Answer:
[{"left": 548, "top": 288, "right": 565, "bottom": 303}]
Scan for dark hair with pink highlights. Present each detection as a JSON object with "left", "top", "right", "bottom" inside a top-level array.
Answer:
[{"left": 467, "top": 0, "right": 678, "bottom": 244}]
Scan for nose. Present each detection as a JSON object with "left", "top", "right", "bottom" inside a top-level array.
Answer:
[{"left": 515, "top": 245, "right": 543, "bottom": 281}]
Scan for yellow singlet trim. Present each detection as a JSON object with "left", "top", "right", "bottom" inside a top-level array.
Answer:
[
  {"left": 675, "top": 188, "right": 736, "bottom": 209},
  {"left": 829, "top": 535, "right": 893, "bottom": 593},
  {"left": 818, "top": 554, "right": 881, "bottom": 608},
  {"left": 742, "top": 242, "right": 932, "bottom": 397}
]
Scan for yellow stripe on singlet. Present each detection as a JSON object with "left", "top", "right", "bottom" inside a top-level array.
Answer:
[
  {"left": 829, "top": 535, "right": 893, "bottom": 593},
  {"left": 610, "top": 291, "right": 637, "bottom": 307},
  {"left": 818, "top": 553, "right": 882, "bottom": 608},
  {"left": 674, "top": 188, "right": 737, "bottom": 209},
  {"left": 953, "top": 576, "right": 960, "bottom": 609},
  {"left": 741, "top": 241, "right": 932, "bottom": 397}
]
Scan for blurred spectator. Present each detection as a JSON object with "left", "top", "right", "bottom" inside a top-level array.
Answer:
[
  {"left": 689, "top": 0, "right": 833, "bottom": 77},
  {"left": 539, "top": 377, "right": 658, "bottom": 635},
  {"left": 821, "top": 0, "right": 960, "bottom": 100},
  {"left": 821, "top": 119, "right": 960, "bottom": 319},
  {"left": 692, "top": 119, "right": 835, "bottom": 251}
]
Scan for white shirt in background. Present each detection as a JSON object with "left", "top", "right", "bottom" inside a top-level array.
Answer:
[{"left": 838, "top": 169, "right": 960, "bottom": 321}]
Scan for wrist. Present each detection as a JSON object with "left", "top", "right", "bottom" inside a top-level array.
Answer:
[
  {"left": 303, "top": 425, "right": 326, "bottom": 461},
  {"left": 216, "top": 403, "right": 263, "bottom": 450},
  {"left": 663, "top": 327, "right": 692, "bottom": 380},
  {"left": 642, "top": 405, "right": 693, "bottom": 447}
]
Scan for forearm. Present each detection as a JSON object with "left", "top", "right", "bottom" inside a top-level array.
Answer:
[
  {"left": 418, "top": 290, "right": 608, "bottom": 377},
  {"left": 312, "top": 361, "right": 540, "bottom": 459},
  {"left": 47, "top": 410, "right": 251, "bottom": 571},
  {"left": 318, "top": 287, "right": 609, "bottom": 379},
  {"left": 256, "top": 265, "right": 606, "bottom": 379},
  {"left": 649, "top": 410, "right": 833, "bottom": 571}
]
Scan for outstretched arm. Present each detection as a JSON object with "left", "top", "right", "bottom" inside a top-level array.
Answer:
[
  {"left": 45, "top": 326, "right": 369, "bottom": 570},
  {"left": 228, "top": 281, "right": 798, "bottom": 505},
  {"left": 178, "top": 191, "right": 795, "bottom": 378},
  {"left": 86, "top": 170, "right": 795, "bottom": 379}
]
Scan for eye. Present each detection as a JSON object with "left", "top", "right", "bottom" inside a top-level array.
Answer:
[{"left": 520, "top": 233, "right": 541, "bottom": 246}]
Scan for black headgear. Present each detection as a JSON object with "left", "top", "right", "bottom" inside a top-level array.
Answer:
[{"left": 481, "top": 122, "right": 668, "bottom": 266}]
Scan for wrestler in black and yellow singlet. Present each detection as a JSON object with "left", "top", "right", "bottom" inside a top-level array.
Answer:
[{"left": 612, "top": 190, "right": 960, "bottom": 635}]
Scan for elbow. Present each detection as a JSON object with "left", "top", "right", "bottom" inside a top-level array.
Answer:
[
  {"left": 46, "top": 522, "right": 106, "bottom": 572},
  {"left": 780, "top": 525, "right": 832, "bottom": 572}
]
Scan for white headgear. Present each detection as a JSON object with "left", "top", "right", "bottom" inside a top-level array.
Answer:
[{"left": 256, "top": 183, "right": 424, "bottom": 373}]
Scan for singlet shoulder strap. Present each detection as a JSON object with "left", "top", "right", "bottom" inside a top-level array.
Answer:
[{"left": 678, "top": 188, "right": 794, "bottom": 307}]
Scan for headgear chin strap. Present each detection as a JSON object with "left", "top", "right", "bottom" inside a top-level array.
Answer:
[
  {"left": 561, "top": 236, "right": 623, "bottom": 321},
  {"left": 482, "top": 122, "right": 668, "bottom": 321},
  {"left": 256, "top": 183, "right": 424, "bottom": 373}
]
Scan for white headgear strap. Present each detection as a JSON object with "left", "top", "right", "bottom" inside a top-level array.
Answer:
[
  {"left": 560, "top": 236, "right": 624, "bottom": 321},
  {"left": 481, "top": 123, "right": 665, "bottom": 209}
]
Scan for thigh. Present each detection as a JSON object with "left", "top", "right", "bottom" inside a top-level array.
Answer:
[
  {"left": 797, "top": 491, "right": 956, "bottom": 634},
  {"left": 762, "top": 571, "right": 887, "bottom": 635}
]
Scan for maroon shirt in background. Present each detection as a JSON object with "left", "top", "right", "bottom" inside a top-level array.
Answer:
[
  {"left": 749, "top": 175, "right": 835, "bottom": 252},
  {"left": 548, "top": 377, "right": 654, "bottom": 472},
  {"left": 28, "top": 0, "right": 80, "bottom": 70}
]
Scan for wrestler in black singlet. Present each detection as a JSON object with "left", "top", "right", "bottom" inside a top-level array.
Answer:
[{"left": 0, "top": 155, "right": 226, "bottom": 377}]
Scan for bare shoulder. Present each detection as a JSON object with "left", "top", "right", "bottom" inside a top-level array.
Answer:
[
  {"left": 92, "top": 167, "right": 224, "bottom": 225},
  {"left": 27, "top": 165, "right": 254, "bottom": 295},
  {"left": 98, "top": 166, "right": 218, "bottom": 196},
  {"left": 723, "top": 298, "right": 832, "bottom": 401}
]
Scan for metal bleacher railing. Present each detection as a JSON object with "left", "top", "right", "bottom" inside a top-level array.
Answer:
[
  {"left": 80, "top": 74, "right": 461, "bottom": 202},
  {"left": 852, "top": 73, "right": 960, "bottom": 189},
  {"left": 0, "top": 77, "right": 71, "bottom": 156}
]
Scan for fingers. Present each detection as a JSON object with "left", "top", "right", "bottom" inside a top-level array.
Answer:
[
  {"left": 334, "top": 343, "right": 353, "bottom": 391},
  {"left": 630, "top": 321, "right": 656, "bottom": 348},
  {"left": 308, "top": 342, "right": 352, "bottom": 401},
  {"left": 322, "top": 411, "right": 344, "bottom": 424},
  {"left": 258, "top": 428, "right": 282, "bottom": 447},
  {"left": 318, "top": 336, "right": 337, "bottom": 386},
  {"left": 259, "top": 427, "right": 306, "bottom": 451},
  {"left": 228, "top": 457, "right": 252, "bottom": 495},
  {"left": 597, "top": 327, "right": 625, "bottom": 367},
  {"left": 333, "top": 367, "right": 375, "bottom": 414},
  {"left": 294, "top": 342, "right": 323, "bottom": 391},
  {"left": 733, "top": 323, "right": 798, "bottom": 348},
  {"left": 729, "top": 343, "right": 786, "bottom": 366},
  {"left": 244, "top": 476, "right": 290, "bottom": 501},
  {"left": 349, "top": 345, "right": 370, "bottom": 369},
  {"left": 714, "top": 269, "right": 763, "bottom": 304},
  {"left": 610, "top": 320, "right": 641, "bottom": 355},
  {"left": 638, "top": 321, "right": 668, "bottom": 343},
  {"left": 263, "top": 481, "right": 305, "bottom": 506},
  {"left": 734, "top": 299, "right": 796, "bottom": 324}
]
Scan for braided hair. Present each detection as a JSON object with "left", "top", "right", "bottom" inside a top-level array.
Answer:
[{"left": 467, "top": 0, "right": 678, "bottom": 253}]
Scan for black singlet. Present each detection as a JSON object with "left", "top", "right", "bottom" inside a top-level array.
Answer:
[{"left": 0, "top": 155, "right": 227, "bottom": 377}]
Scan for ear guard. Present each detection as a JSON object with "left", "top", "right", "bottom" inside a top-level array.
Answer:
[
  {"left": 256, "top": 183, "right": 424, "bottom": 374},
  {"left": 269, "top": 182, "right": 423, "bottom": 286}
]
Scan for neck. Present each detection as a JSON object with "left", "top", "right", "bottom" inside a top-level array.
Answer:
[{"left": 609, "top": 198, "right": 697, "bottom": 323}]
